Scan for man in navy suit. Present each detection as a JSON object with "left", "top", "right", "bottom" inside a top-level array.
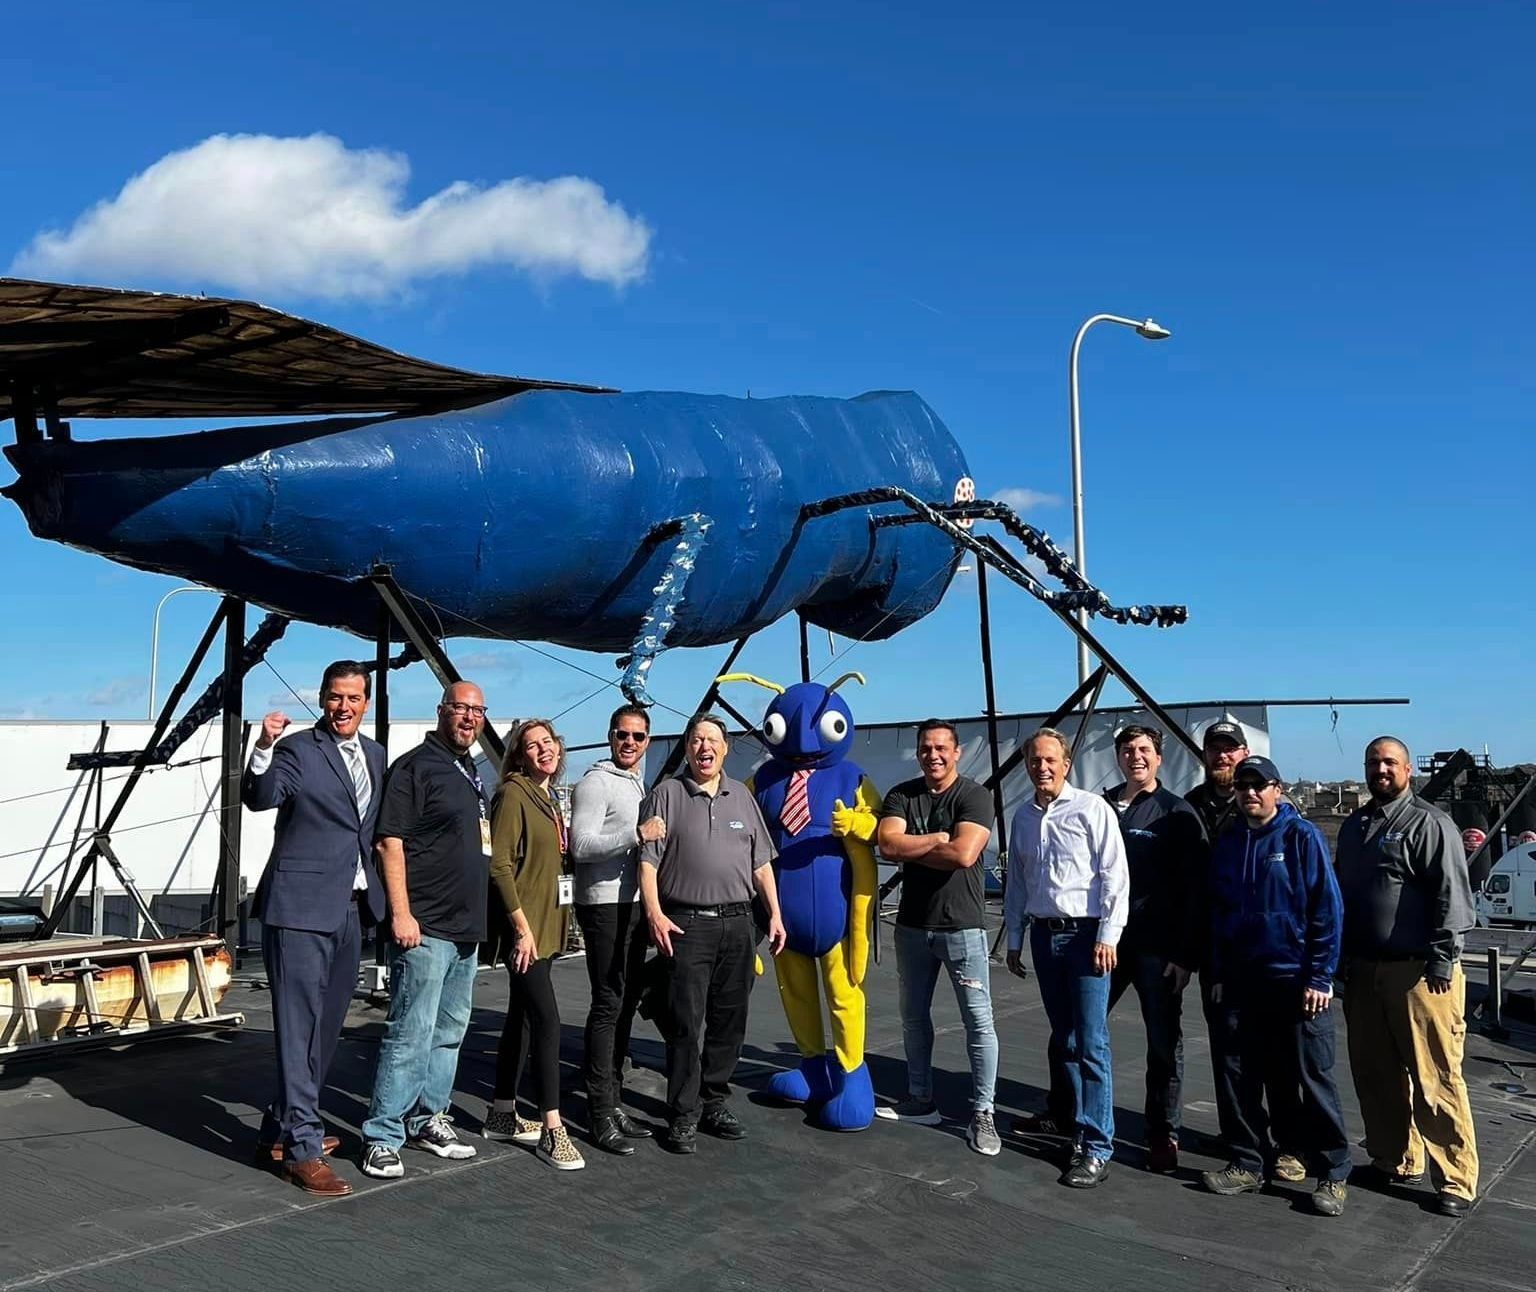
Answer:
[{"left": 244, "top": 659, "right": 387, "bottom": 1197}]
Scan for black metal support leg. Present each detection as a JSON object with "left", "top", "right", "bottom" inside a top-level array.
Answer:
[
  {"left": 217, "top": 598, "right": 246, "bottom": 959},
  {"left": 370, "top": 565, "right": 504, "bottom": 766}
]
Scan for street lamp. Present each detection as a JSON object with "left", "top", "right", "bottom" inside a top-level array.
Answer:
[
  {"left": 1067, "top": 314, "right": 1171, "bottom": 686},
  {"left": 148, "top": 585, "right": 217, "bottom": 719}
]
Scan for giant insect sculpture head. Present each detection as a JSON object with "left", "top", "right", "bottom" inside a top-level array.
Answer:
[{"left": 717, "top": 672, "right": 865, "bottom": 770}]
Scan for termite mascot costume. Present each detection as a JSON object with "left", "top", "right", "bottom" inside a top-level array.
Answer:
[{"left": 719, "top": 671, "right": 880, "bottom": 1131}]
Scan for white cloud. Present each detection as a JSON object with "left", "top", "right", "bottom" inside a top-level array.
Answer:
[
  {"left": 266, "top": 687, "right": 320, "bottom": 711},
  {"left": 11, "top": 133, "right": 653, "bottom": 300},
  {"left": 993, "top": 486, "right": 1063, "bottom": 514},
  {"left": 87, "top": 678, "right": 145, "bottom": 707},
  {"left": 456, "top": 650, "right": 521, "bottom": 673}
]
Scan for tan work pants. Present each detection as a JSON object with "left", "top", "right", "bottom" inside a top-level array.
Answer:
[{"left": 1343, "top": 958, "right": 1479, "bottom": 1199}]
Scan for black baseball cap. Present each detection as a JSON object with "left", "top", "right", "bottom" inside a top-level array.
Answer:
[
  {"left": 1235, "top": 755, "right": 1282, "bottom": 786},
  {"left": 1203, "top": 720, "right": 1247, "bottom": 747}
]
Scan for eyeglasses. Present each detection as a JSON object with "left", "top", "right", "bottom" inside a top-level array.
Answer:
[
  {"left": 611, "top": 730, "right": 649, "bottom": 744},
  {"left": 442, "top": 702, "right": 488, "bottom": 718},
  {"left": 1235, "top": 779, "right": 1276, "bottom": 793}
]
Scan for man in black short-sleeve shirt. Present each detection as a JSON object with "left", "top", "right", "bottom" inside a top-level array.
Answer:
[
  {"left": 874, "top": 720, "right": 999, "bottom": 1156},
  {"left": 359, "top": 681, "right": 491, "bottom": 1180}
]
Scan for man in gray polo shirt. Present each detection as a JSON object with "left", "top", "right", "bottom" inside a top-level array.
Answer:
[
  {"left": 639, "top": 712, "right": 787, "bottom": 1153},
  {"left": 1337, "top": 735, "right": 1478, "bottom": 1217}
]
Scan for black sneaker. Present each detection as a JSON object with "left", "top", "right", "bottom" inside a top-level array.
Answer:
[
  {"left": 1202, "top": 1162, "right": 1263, "bottom": 1195},
  {"left": 699, "top": 1105, "right": 747, "bottom": 1140},
  {"left": 1007, "top": 1111, "right": 1067, "bottom": 1138},
  {"left": 406, "top": 1112, "right": 476, "bottom": 1160},
  {"left": 665, "top": 1120, "right": 698, "bottom": 1154},
  {"left": 360, "top": 1143, "right": 404, "bottom": 1179},
  {"left": 1311, "top": 1179, "right": 1347, "bottom": 1217}
]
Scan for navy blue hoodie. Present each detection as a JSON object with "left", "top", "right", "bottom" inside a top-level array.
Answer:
[{"left": 1209, "top": 803, "right": 1341, "bottom": 991}]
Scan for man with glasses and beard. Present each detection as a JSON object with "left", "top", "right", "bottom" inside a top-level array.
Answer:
[
  {"left": 1200, "top": 756, "right": 1351, "bottom": 1217},
  {"left": 569, "top": 704, "right": 664, "bottom": 1155},
  {"left": 359, "top": 682, "right": 492, "bottom": 1180},
  {"left": 1184, "top": 720, "right": 1250, "bottom": 842}
]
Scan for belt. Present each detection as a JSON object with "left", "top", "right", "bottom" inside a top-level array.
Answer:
[
  {"left": 1035, "top": 916, "right": 1099, "bottom": 932},
  {"left": 668, "top": 901, "right": 751, "bottom": 918}
]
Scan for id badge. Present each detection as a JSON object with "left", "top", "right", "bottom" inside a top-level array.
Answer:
[
  {"left": 557, "top": 874, "right": 574, "bottom": 906},
  {"left": 480, "top": 817, "right": 493, "bottom": 856}
]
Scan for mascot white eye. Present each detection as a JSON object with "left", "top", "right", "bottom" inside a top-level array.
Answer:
[
  {"left": 818, "top": 711, "right": 849, "bottom": 744},
  {"left": 762, "top": 713, "right": 788, "bottom": 744}
]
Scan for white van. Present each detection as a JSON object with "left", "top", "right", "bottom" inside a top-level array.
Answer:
[{"left": 1478, "top": 842, "right": 1536, "bottom": 926}]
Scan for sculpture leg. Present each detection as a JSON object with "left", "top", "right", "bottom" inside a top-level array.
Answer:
[
  {"left": 816, "top": 938, "right": 875, "bottom": 1131},
  {"left": 617, "top": 513, "right": 713, "bottom": 705},
  {"left": 768, "top": 949, "right": 833, "bottom": 1104}
]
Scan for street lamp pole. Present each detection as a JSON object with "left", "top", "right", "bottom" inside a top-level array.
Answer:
[
  {"left": 148, "top": 585, "right": 217, "bottom": 719},
  {"left": 1068, "top": 313, "right": 1171, "bottom": 687}
]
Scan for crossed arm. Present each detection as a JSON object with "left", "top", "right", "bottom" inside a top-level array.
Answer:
[{"left": 876, "top": 817, "right": 990, "bottom": 869}]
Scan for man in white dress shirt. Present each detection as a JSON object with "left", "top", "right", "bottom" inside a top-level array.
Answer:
[{"left": 1004, "top": 727, "right": 1128, "bottom": 1189}]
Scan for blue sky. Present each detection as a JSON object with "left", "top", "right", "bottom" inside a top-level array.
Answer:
[{"left": 1, "top": 2, "right": 1531, "bottom": 779}]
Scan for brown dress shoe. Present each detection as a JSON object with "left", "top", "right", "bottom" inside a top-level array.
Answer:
[
  {"left": 282, "top": 1158, "right": 353, "bottom": 1197},
  {"left": 263, "top": 1135, "right": 341, "bottom": 1163}
]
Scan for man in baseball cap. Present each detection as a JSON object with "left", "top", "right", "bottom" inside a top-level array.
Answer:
[
  {"left": 1200, "top": 754, "right": 1351, "bottom": 1215},
  {"left": 1185, "top": 721, "right": 1249, "bottom": 842}
]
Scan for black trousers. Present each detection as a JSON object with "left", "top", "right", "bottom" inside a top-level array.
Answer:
[
  {"left": 1203, "top": 974, "right": 1302, "bottom": 1157},
  {"left": 261, "top": 904, "right": 362, "bottom": 1162},
  {"left": 575, "top": 901, "right": 650, "bottom": 1114},
  {"left": 496, "top": 956, "right": 562, "bottom": 1114},
  {"left": 1107, "top": 946, "right": 1186, "bottom": 1139},
  {"left": 661, "top": 905, "right": 755, "bottom": 1122},
  {"left": 1214, "top": 976, "right": 1351, "bottom": 1181}
]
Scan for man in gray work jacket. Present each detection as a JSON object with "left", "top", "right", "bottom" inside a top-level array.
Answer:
[
  {"left": 1336, "top": 736, "right": 1478, "bottom": 1218},
  {"left": 570, "top": 703, "right": 663, "bottom": 1155},
  {"left": 639, "top": 713, "right": 786, "bottom": 1154}
]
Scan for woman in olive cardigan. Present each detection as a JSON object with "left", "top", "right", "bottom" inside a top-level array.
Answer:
[{"left": 484, "top": 718, "right": 583, "bottom": 1170}]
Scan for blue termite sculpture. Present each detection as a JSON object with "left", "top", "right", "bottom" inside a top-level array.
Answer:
[{"left": 4, "top": 387, "right": 971, "bottom": 702}]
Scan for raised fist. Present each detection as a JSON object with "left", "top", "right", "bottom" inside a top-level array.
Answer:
[{"left": 257, "top": 711, "right": 291, "bottom": 750}]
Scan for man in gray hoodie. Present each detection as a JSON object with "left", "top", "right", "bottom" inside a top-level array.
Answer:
[{"left": 571, "top": 703, "right": 664, "bottom": 1154}]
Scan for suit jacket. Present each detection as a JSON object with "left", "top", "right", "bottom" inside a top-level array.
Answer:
[{"left": 243, "top": 723, "right": 387, "bottom": 932}]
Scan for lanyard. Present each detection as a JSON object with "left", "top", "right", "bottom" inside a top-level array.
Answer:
[
  {"left": 455, "top": 757, "right": 487, "bottom": 815},
  {"left": 548, "top": 788, "right": 568, "bottom": 854}
]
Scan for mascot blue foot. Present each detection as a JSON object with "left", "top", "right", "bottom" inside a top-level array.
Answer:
[
  {"left": 816, "top": 1060, "right": 875, "bottom": 1132},
  {"left": 768, "top": 1054, "right": 837, "bottom": 1105}
]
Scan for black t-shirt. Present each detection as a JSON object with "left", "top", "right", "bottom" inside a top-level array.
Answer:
[
  {"left": 375, "top": 732, "right": 490, "bottom": 943},
  {"left": 881, "top": 775, "right": 993, "bottom": 930}
]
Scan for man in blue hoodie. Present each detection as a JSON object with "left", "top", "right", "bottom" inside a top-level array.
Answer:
[{"left": 1200, "top": 756, "right": 1352, "bottom": 1217}]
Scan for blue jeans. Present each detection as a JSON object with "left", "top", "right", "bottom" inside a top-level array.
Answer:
[
  {"left": 1032, "top": 921, "right": 1115, "bottom": 1161},
  {"left": 362, "top": 936, "right": 479, "bottom": 1149},
  {"left": 894, "top": 924, "right": 997, "bottom": 1113}
]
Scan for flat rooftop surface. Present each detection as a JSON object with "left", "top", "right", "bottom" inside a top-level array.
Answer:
[{"left": 1, "top": 919, "right": 1533, "bottom": 1292}]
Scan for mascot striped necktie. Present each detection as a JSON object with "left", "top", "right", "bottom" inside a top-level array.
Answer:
[{"left": 781, "top": 768, "right": 811, "bottom": 836}]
